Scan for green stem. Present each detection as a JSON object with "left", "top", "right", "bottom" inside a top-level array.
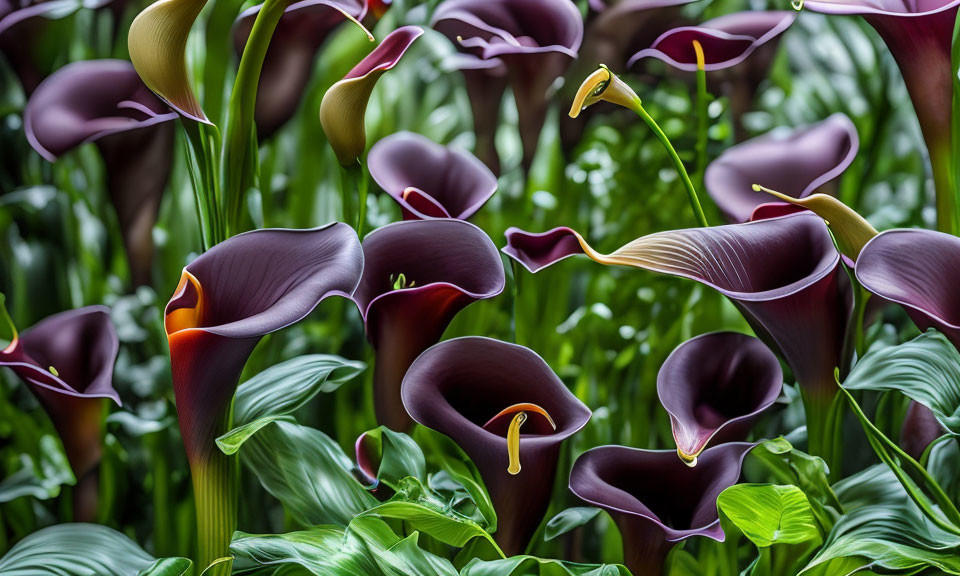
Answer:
[
  {"left": 339, "top": 162, "right": 365, "bottom": 232},
  {"left": 694, "top": 66, "right": 708, "bottom": 191},
  {"left": 931, "top": 141, "right": 957, "bottom": 235},
  {"left": 633, "top": 103, "right": 709, "bottom": 227},
  {"left": 182, "top": 121, "right": 225, "bottom": 249},
  {"left": 191, "top": 407, "right": 238, "bottom": 576},
  {"left": 802, "top": 387, "right": 839, "bottom": 474}
]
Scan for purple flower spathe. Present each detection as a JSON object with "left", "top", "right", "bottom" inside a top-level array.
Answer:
[
  {"left": 24, "top": 59, "right": 178, "bottom": 286},
  {"left": 233, "top": 0, "right": 367, "bottom": 140},
  {"left": 569, "top": 442, "right": 753, "bottom": 576},
  {"left": 402, "top": 336, "right": 591, "bottom": 556},
  {"left": 367, "top": 131, "right": 497, "bottom": 220},
  {"left": 432, "top": 0, "right": 583, "bottom": 171},
  {"left": 353, "top": 219, "right": 505, "bottom": 431},
  {"left": 704, "top": 113, "right": 859, "bottom": 223},
  {"left": 658, "top": 332, "right": 781, "bottom": 463},
  {"left": 445, "top": 54, "right": 508, "bottom": 175}
]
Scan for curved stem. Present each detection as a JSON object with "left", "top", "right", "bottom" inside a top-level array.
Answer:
[
  {"left": 633, "top": 104, "right": 709, "bottom": 227},
  {"left": 192, "top": 406, "right": 238, "bottom": 576}
]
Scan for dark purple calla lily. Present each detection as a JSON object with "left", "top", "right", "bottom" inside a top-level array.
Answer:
[
  {"left": 233, "top": 0, "right": 367, "bottom": 140},
  {"left": 569, "top": 442, "right": 753, "bottom": 576},
  {"left": 658, "top": 332, "right": 781, "bottom": 465},
  {"left": 503, "top": 213, "right": 849, "bottom": 456},
  {"left": 446, "top": 54, "right": 508, "bottom": 175},
  {"left": 803, "top": 0, "right": 959, "bottom": 229},
  {"left": 23, "top": 59, "right": 178, "bottom": 286},
  {"left": 432, "top": 0, "right": 583, "bottom": 172},
  {"left": 353, "top": 219, "right": 505, "bottom": 431},
  {"left": 0, "top": 305, "right": 119, "bottom": 521},
  {"left": 164, "top": 223, "right": 363, "bottom": 567},
  {"left": 367, "top": 131, "right": 497, "bottom": 220},
  {"left": 856, "top": 228, "right": 960, "bottom": 347},
  {"left": 704, "top": 113, "right": 859, "bottom": 223},
  {"left": 402, "top": 336, "right": 591, "bottom": 556},
  {"left": 900, "top": 401, "right": 944, "bottom": 461},
  {"left": 628, "top": 11, "right": 796, "bottom": 71}
]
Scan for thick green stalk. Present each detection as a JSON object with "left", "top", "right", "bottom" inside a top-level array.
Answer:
[
  {"left": 633, "top": 104, "right": 709, "bottom": 227},
  {"left": 222, "top": 0, "right": 287, "bottom": 237},
  {"left": 182, "top": 122, "right": 225, "bottom": 249},
  {"left": 191, "top": 408, "right": 238, "bottom": 576},
  {"left": 802, "top": 387, "right": 839, "bottom": 475},
  {"left": 931, "top": 141, "right": 957, "bottom": 235},
  {"left": 338, "top": 161, "right": 366, "bottom": 232}
]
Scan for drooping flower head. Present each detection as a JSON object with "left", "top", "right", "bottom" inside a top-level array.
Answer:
[
  {"left": 24, "top": 59, "right": 178, "bottom": 285},
  {"left": 658, "top": 332, "right": 781, "bottom": 465},
  {"left": 569, "top": 443, "right": 754, "bottom": 576},
  {"left": 367, "top": 131, "right": 497, "bottom": 220},
  {"left": 0, "top": 304, "right": 119, "bottom": 520},
  {"left": 432, "top": 0, "right": 583, "bottom": 171},
  {"left": 704, "top": 113, "right": 859, "bottom": 223},
  {"left": 319, "top": 25, "right": 422, "bottom": 165},
  {"left": 403, "top": 337, "right": 591, "bottom": 556},
  {"left": 353, "top": 219, "right": 505, "bottom": 431},
  {"left": 233, "top": 0, "right": 367, "bottom": 140}
]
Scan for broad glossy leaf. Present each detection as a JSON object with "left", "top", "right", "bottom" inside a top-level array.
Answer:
[
  {"left": 460, "top": 556, "right": 629, "bottom": 576},
  {"left": 238, "top": 419, "right": 376, "bottom": 526},
  {"left": 843, "top": 330, "right": 960, "bottom": 434},
  {"left": 0, "top": 523, "right": 190, "bottom": 575},
  {"left": 544, "top": 507, "right": 602, "bottom": 541},
  {"left": 0, "top": 435, "right": 75, "bottom": 503},
  {"left": 718, "top": 484, "right": 822, "bottom": 547},
  {"left": 356, "top": 426, "right": 426, "bottom": 488}
]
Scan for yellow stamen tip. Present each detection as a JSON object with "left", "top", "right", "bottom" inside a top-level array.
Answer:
[
  {"left": 751, "top": 183, "right": 762, "bottom": 192},
  {"left": 677, "top": 448, "right": 698, "bottom": 467},
  {"left": 692, "top": 39, "right": 705, "bottom": 72},
  {"left": 48, "top": 365, "right": 59, "bottom": 377},
  {"left": 507, "top": 411, "right": 527, "bottom": 475}
]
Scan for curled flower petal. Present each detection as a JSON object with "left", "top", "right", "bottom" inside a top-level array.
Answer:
[
  {"left": 856, "top": 229, "right": 960, "bottom": 348},
  {"left": 704, "top": 113, "right": 859, "bottom": 223},
  {"left": 569, "top": 442, "right": 753, "bottom": 576},
  {"left": 581, "top": 0, "right": 695, "bottom": 70},
  {"left": 432, "top": 0, "right": 583, "bottom": 170},
  {"left": 319, "top": 25, "right": 422, "bottom": 165},
  {"left": 367, "top": 131, "right": 497, "bottom": 220},
  {"left": 233, "top": 0, "right": 367, "bottom": 140},
  {"left": 129, "top": 0, "right": 210, "bottom": 122},
  {"left": 0, "top": 305, "right": 119, "bottom": 509},
  {"left": 353, "top": 219, "right": 505, "bottom": 431},
  {"left": 403, "top": 336, "right": 591, "bottom": 556},
  {"left": 628, "top": 11, "right": 796, "bottom": 71},
  {"left": 568, "top": 65, "right": 640, "bottom": 118},
  {"left": 24, "top": 59, "right": 177, "bottom": 285},
  {"left": 658, "top": 332, "right": 781, "bottom": 464}
]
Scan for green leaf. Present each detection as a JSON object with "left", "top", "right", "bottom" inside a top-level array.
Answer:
[
  {"left": 234, "top": 354, "right": 366, "bottom": 423},
  {"left": 842, "top": 330, "right": 960, "bottom": 434},
  {"left": 460, "top": 555, "right": 629, "bottom": 576},
  {"left": 0, "top": 523, "right": 190, "bottom": 575},
  {"left": 230, "top": 516, "right": 457, "bottom": 576},
  {"left": 357, "top": 426, "right": 426, "bottom": 488},
  {"left": 718, "top": 484, "right": 822, "bottom": 548},
  {"left": 544, "top": 507, "right": 602, "bottom": 541},
  {"left": 0, "top": 436, "right": 75, "bottom": 503},
  {"left": 237, "top": 419, "right": 377, "bottom": 526},
  {"left": 217, "top": 415, "right": 293, "bottom": 455}
]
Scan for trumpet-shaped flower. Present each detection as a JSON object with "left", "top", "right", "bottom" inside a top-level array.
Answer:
[
  {"left": 432, "top": 0, "right": 583, "bottom": 171},
  {"left": 658, "top": 332, "right": 781, "bottom": 466},
  {"left": 353, "top": 219, "right": 504, "bottom": 431},
  {"left": 0, "top": 305, "right": 119, "bottom": 521},
  {"left": 446, "top": 54, "right": 508, "bottom": 174},
  {"left": 319, "top": 25, "right": 423, "bottom": 166},
  {"left": 233, "top": 0, "right": 367, "bottom": 140},
  {"left": 129, "top": 0, "right": 209, "bottom": 122},
  {"left": 403, "top": 337, "right": 591, "bottom": 556},
  {"left": 704, "top": 113, "right": 859, "bottom": 223},
  {"left": 569, "top": 442, "right": 754, "bottom": 576},
  {"left": 24, "top": 59, "right": 178, "bottom": 285},
  {"left": 367, "top": 131, "right": 497, "bottom": 220}
]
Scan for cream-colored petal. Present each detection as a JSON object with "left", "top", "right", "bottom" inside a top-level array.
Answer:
[{"left": 319, "top": 72, "right": 383, "bottom": 166}]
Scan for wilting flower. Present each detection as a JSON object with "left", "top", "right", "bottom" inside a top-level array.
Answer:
[
  {"left": 164, "top": 223, "right": 363, "bottom": 568},
  {"left": 444, "top": 54, "right": 508, "bottom": 175},
  {"left": 367, "top": 131, "right": 497, "bottom": 220},
  {"left": 856, "top": 228, "right": 960, "bottom": 347},
  {"left": 319, "top": 25, "right": 422, "bottom": 166},
  {"left": 0, "top": 305, "right": 119, "bottom": 521},
  {"left": 901, "top": 402, "right": 945, "bottom": 461},
  {"left": 233, "top": 0, "right": 367, "bottom": 140},
  {"left": 704, "top": 113, "right": 859, "bottom": 223},
  {"left": 24, "top": 59, "right": 178, "bottom": 286},
  {"left": 129, "top": 0, "right": 209, "bottom": 122},
  {"left": 569, "top": 442, "right": 754, "bottom": 576},
  {"left": 403, "top": 336, "right": 591, "bottom": 556},
  {"left": 504, "top": 213, "right": 848, "bottom": 455},
  {"left": 432, "top": 0, "right": 583, "bottom": 171},
  {"left": 658, "top": 332, "right": 781, "bottom": 466},
  {"left": 803, "top": 0, "right": 959, "bottom": 230},
  {"left": 353, "top": 219, "right": 505, "bottom": 431}
]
